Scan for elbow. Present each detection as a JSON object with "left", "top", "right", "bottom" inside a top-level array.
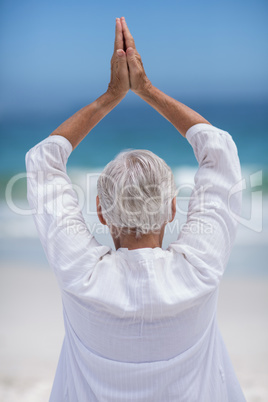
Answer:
[
  {"left": 25, "top": 149, "right": 32, "bottom": 171},
  {"left": 25, "top": 147, "right": 38, "bottom": 173}
]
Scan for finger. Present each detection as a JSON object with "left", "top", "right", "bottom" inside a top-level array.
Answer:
[
  {"left": 114, "top": 18, "right": 124, "bottom": 51},
  {"left": 120, "top": 17, "right": 136, "bottom": 50}
]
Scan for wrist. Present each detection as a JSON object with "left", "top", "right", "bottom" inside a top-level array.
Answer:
[
  {"left": 94, "top": 89, "right": 126, "bottom": 117},
  {"left": 133, "top": 78, "right": 153, "bottom": 97},
  {"left": 106, "top": 85, "right": 128, "bottom": 102}
]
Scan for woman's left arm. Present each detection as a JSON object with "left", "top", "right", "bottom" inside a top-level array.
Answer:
[{"left": 25, "top": 19, "right": 128, "bottom": 291}]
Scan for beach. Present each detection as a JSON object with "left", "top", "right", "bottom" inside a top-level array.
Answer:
[
  {"left": 0, "top": 262, "right": 267, "bottom": 402},
  {"left": 0, "top": 264, "right": 63, "bottom": 402}
]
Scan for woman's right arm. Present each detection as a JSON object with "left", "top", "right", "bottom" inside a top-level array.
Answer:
[{"left": 121, "top": 17, "right": 242, "bottom": 284}]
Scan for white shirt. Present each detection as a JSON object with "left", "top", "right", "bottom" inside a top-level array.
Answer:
[{"left": 26, "top": 124, "right": 245, "bottom": 401}]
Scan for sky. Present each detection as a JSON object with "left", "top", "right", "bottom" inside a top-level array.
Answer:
[{"left": 0, "top": 0, "right": 268, "bottom": 118}]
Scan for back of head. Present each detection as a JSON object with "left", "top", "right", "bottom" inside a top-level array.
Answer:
[{"left": 97, "top": 149, "right": 176, "bottom": 238}]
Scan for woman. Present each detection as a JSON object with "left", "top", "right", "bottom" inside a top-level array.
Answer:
[{"left": 26, "top": 17, "right": 245, "bottom": 402}]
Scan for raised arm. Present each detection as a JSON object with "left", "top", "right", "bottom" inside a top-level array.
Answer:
[
  {"left": 26, "top": 19, "right": 129, "bottom": 290},
  {"left": 121, "top": 18, "right": 242, "bottom": 284},
  {"left": 120, "top": 17, "right": 210, "bottom": 137}
]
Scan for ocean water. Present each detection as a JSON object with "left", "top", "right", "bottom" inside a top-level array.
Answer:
[
  {"left": 1, "top": 100, "right": 268, "bottom": 174},
  {"left": 0, "top": 100, "right": 268, "bottom": 275}
]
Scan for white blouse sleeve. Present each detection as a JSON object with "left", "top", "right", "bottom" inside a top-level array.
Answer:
[
  {"left": 168, "top": 124, "right": 242, "bottom": 284},
  {"left": 26, "top": 135, "right": 110, "bottom": 290}
]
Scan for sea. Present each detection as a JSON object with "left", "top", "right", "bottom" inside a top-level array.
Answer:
[{"left": 0, "top": 99, "right": 268, "bottom": 276}]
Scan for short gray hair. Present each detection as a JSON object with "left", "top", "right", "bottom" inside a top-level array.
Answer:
[{"left": 97, "top": 149, "right": 176, "bottom": 238}]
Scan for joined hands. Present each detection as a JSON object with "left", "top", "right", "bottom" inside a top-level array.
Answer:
[
  {"left": 50, "top": 18, "right": 209, "bottom": 149},
  {"left": 108, "top": 17, "right": 151, "bottom": 98}
]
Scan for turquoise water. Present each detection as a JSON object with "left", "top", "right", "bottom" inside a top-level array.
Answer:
[{"left": 1, "top": 100, "right": 268, "bottom": 173}]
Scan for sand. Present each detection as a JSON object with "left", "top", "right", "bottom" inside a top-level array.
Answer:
[{"left": 0, "top": 264, "right": 267, "bottom": 402}]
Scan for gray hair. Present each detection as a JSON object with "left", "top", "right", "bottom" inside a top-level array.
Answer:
[{"left": 97, "top": 149, "right": 176, "bottom": 238}]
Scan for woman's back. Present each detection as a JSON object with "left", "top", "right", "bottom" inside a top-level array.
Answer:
[{"left": 50, "top": 247, "right": 243, "bottom": 401}]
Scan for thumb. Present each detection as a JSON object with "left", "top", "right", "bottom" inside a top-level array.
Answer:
[
  {"left": 126, "top": 47, "right": 136, "bottom": 64},
  {"left": 116, "top": 49, "right": 126, "bottom": 62}
]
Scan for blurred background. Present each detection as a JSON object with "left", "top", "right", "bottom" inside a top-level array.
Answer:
[{"left": 0, "top": 0, "right": 267, "bottom": 401}]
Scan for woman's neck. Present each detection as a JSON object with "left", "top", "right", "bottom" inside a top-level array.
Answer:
[{"left": 113, "top": 227, "right": 165, "bottom": 250}]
